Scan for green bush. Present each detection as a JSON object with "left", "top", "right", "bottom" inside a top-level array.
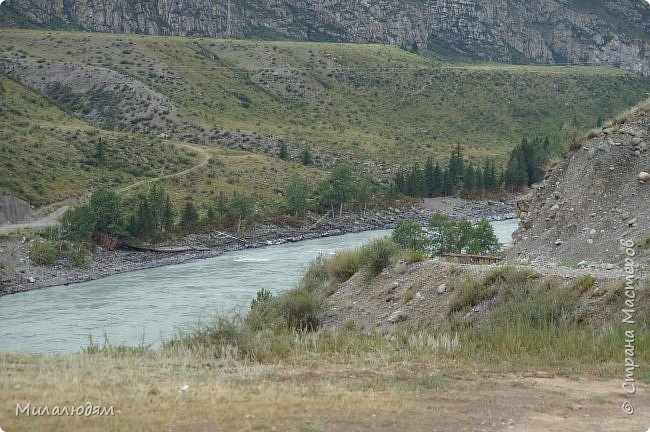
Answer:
[
  {"left": 360, "top": 237, "right": 398, "bottom": 277},
  {"left": 246, "top": 289, "right": 279, "bottom": 331},
  {"left": 67, "top": 248, "right": 91, "bottom": 268},
  {"left": 29, "top": 240, "right": 58, "bottom": 265},
  {"left": 60, "top": 204, "right": 95, "bottom": 243},
  {"left": 326, "top": 249, "right": 362, "bottom": 282},
  {"left": 301, "top": 256, "right": 331, "bottom": 293},
  {"left": 278, "top": 288, "right": 321, "bottom": 331},
  {"left": 396, "top": 249, "right": 426, "bottom": 264},
  {"left": 41, "top": 225, "right": 62, "bottom": 241},
  {"left": 640, "top": 235, "right": 650, "bottom": 250},
  {"left": 449, "top": 276, "right": 496, "bottom": 312},
  {"left": 166, "top": 316, "right": 252, "bottom": 355},
  {"left": 428, "top": 213, "right": 500, "bottom": 256},
  {"left": 482, "top": 265, "right": 535, "bottom": 288},
  {"left": 488, "top": 282, "right": 578, "bottom": 328},
  {"left": 392, "top": 220, "right": 427, "bottom": 253},
  {"left": 572, "top": 274, "right": 595, "bottom": 295}
]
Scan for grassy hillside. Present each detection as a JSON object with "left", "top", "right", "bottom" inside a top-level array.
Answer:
[
  {"left": 122, "top": 147, "right": 327, "bottom": 218},
  {"left": 2, "top": 30, "right": 649, "bottom": 168},
  {"left": 0, "top": 74, "right": 327, "bottom": 214},
  {"left": 0, "top": 76, "right": 202, "bottom": 205}
]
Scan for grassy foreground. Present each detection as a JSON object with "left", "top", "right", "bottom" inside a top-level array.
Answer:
[{"left": 2, "top": 324, "right": 649, "bottom": 431}]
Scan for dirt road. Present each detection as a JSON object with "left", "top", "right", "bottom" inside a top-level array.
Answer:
[{"left": 0, "top": 143, "right": 210, "bottom": 234}]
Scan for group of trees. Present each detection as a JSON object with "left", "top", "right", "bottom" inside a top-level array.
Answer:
[
  {"left": 283, "top": 165, "right": 378, "bottom": 219},
  {"left": 127, "top": 184, "right": 175, "bottom": 238},
  {"left": 58, "top": 161, "right": 378, "bottom": 247},
  {"left": 395, "top": 138, "right": 560, "bottom": 198},
  {"left": 205, "top": 191, "right": 254, "bottom": 233},
  {"left": 394, "top": 144, "right": 501, "bottom": 198},
  {"left": 59, "top": 183, "right": 257, "bottom": 246},
  {"left": 503, "top": 136, "right": 560, "bottom": 191},
  {"left": 391, "top": 214, "right": 500, "bottom": 257}
]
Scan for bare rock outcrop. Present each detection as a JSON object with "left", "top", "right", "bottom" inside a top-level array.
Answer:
[{"left": 1, "top": 0, "right": 648, "bottom": 75}]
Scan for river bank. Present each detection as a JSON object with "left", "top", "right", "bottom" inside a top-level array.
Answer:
[{"left": 0, "top": 198, "right": 517, "bottom": 297}]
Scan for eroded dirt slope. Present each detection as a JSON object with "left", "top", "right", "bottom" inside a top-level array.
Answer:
[{"left": 509, "top": 105, "right": 650, "bottom": 268}]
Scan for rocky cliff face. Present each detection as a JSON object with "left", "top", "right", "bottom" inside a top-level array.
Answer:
[{"left": 1, "top": 0, "right": 648, "bottom": 75}]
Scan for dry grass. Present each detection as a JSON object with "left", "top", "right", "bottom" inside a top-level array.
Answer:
[
  {"left": 2, "top": 331, "right": 649, "bottom": 432},
  {"left": 0, "top": 347, "right": 462, "bottom": 432}
]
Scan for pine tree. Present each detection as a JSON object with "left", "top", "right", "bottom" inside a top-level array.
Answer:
[
  {"left": 424, "top": 157, "right": 435, "bottom": 197},
  {"left": 94, "top": 138, "right": 105, "bottom": 166},
  {"left": 207, "top": 205, "right": 217, "bottom": 223},
  {"left": 278, "top": 142, "right": 289, "bottom": 160},
  {"left": 147, "top": 184, "right": 166, "bottom": 230},
  {"left": 432, "top": 162, "right": 442, "bottom": 197},
  {"left": 180, "top": 200, "right": 200, "bottom": 233},
  {"left": 301, "top": 147, "right": 313, "bottom": 165},
  {"left": 162, "top": 195, "right": 175, "bottom": 231},
  {"left": 134, "top": 196, "right": 154, "bottom": 238},
  {"left": 463, "top": 161, "right": 476, "bottom": 196}
]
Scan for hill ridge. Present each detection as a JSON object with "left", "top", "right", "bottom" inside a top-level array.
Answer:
[{"left": 1, "top": 0, "right": 649, "bottom": 75}]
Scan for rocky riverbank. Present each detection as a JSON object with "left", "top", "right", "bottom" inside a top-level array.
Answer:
[{"left": 0, "top": 198, "right": 516, "bottom": 296}]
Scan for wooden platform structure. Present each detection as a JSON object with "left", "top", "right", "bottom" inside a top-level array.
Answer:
[{"left": 440, "top": 253, "right": 503, "bottom": 264}]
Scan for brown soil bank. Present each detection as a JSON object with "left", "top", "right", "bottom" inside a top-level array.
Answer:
[
  {"left": 508, "top": 102, "right": 650, "bottom": 268},
  {"left": 321, "top": 260, "right": 639, "bottom": 335}
]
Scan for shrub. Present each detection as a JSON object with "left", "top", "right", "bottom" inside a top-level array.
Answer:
[
  {"left": 326, "top": 249, "right": 362, "bottom": 282},
  {"left": 392, "top": 220, "right": 427, "bottom": 253},
  {"left": 278, "top": 288, "right": 321, "bottom": 331},
  {"left": 572, "top": 274, "right": 595, "bottom": 295},
  {"left": 489, "top": 282, "right": 578, "bottom": 328},
  {"left": 246, "top": 289, "right": 279, "bottom": 331},
  {"left": 68, "top": 248, "right": 91, "bottom": 268},
  {"left": 360, "top": 237, "right": 398, "bottom": 277},
  {"left": 30, "top": 240, "right": 58, "bottom": 265},
  {"left": 301, "top": 256, "right": 331, "bottom": 293},
  {"left": 640, "top": 234, "right": 650, "bottom": 250},
  {"left": 396, "top": 249, "right": 426, "bottom": 264},
  {"left": 42, "top": 225, "right": 62, "bottom": 241},
  {"left": 449, "top": 276, "right": 496, "bottom": 312},
  {"left": 60, "top": 204, "right": 95, "bottom": 243},
  {"left": 166, "top": 315, "right": 252, "bottom": 356},
  {"left": 482, "top": 265, "right": 535, "bottom": 288}
]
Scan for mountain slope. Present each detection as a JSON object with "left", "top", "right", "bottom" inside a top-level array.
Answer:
[
  {"left": 0, "top": 72, "right": 327, "bottom": 214},
  {"left": 1, "top": 0, "right": 648, "bottom": 75},
  {"left": 2, "top": 30, "right": 650, "bottom": 176},
  {"left": 0, "top": 75, "right": 201, "bottom": 205}
]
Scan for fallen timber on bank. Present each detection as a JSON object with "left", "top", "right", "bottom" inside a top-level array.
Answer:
[{"left": 122, "top": 243, "right": 210, "bottom": 252}]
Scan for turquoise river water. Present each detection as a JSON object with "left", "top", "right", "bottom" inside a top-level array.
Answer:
[{"left": 0, "top": 220, "right": 518, "bottom": 354}]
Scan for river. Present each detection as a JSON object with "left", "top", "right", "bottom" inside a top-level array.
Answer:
[{"left": 0, "top": 220, "right": 519, "bottom": 354}]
